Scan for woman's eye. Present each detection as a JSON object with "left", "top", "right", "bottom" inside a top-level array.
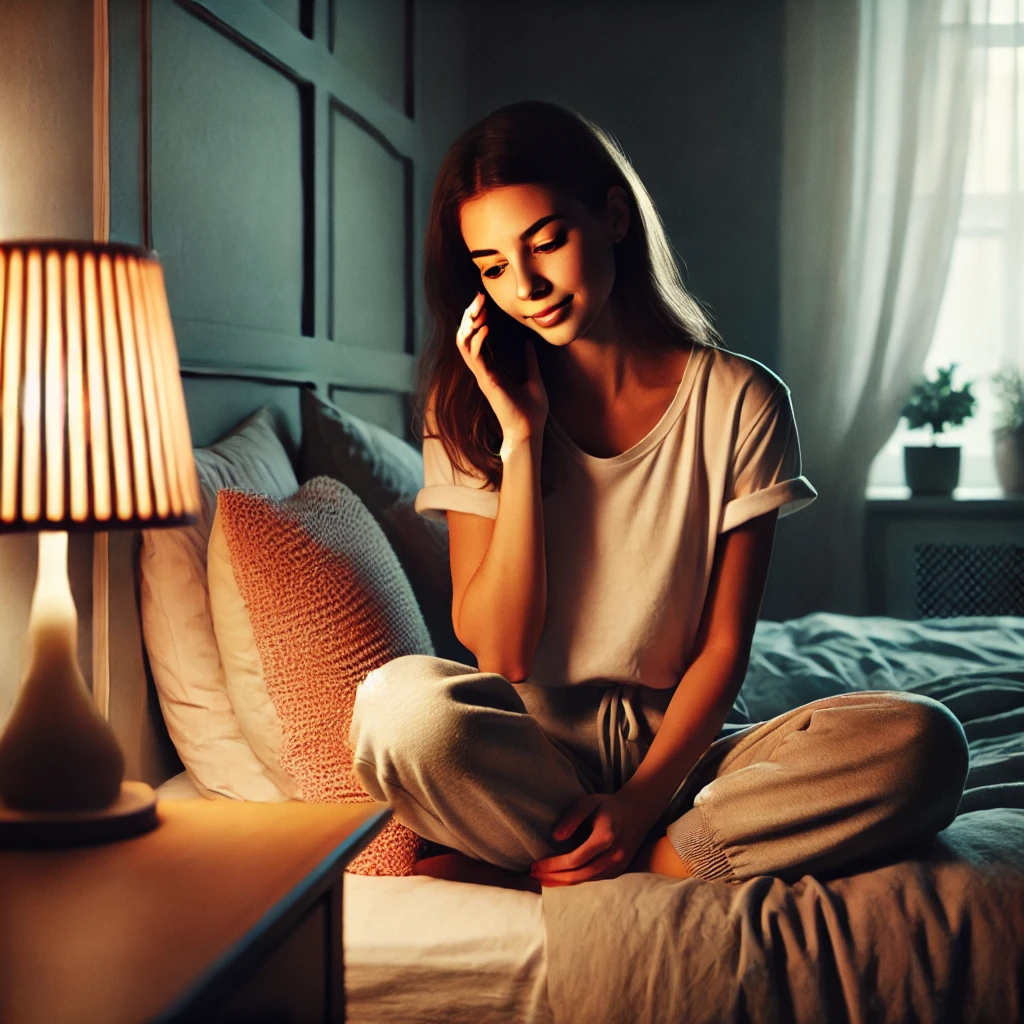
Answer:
[
  {"left": 535, "top": 232, "right": 566, "bottom": 253},
  {"left": 480, "top": 233, "right": 565, "bottom": 278}
]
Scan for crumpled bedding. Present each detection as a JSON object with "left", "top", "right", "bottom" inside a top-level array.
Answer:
[{"left": 543, "top": 614, "right": 1024, "bottom": 1024}]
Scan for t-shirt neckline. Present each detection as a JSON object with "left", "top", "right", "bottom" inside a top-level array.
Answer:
[{"left": 545, "top": 344, "right": 706, "bottom": 468}]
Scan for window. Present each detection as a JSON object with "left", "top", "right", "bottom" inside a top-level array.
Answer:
[{"left": 868, "top": 0, "right": 1023, "bottom": 490}]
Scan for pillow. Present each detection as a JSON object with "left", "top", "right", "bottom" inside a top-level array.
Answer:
[
  {"left": 139, "top": 407, "right": 297, "bottom": 801},
  {"left": 298, "top": 388, "right": 474, "bottom": 666},
  {"left": 207, "top": 476, "right": 432, "bottom": 875}
]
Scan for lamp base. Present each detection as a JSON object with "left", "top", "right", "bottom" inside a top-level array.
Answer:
[{"left": 0, "top": 780, "right": 158, "bottom": 849}]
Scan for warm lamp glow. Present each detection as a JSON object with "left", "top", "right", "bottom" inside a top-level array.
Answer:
[
  {"left": 0, "top": 241, "right": 200, "bottom": 531},
  {"left": 0, "top": 239, "right": 199, "bottom": 826},
  {"left": 0, "top": 531, "right": 123, "bottom": 811}
]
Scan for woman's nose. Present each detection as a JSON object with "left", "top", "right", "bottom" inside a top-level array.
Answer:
[{"left": 516, "top": 271, "right": 549, "bottom": 303}]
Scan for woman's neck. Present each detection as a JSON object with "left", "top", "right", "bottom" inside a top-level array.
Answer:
[{"left": 543, "top": 333, "right": 689, "bottom": 411}]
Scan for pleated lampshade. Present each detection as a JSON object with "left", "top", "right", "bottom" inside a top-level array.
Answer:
[{"left": 0, "top": 240, "right": 200, "bottom": 532}]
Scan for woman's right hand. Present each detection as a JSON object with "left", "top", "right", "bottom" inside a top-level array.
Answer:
[{"left": 456, "top": 292, "right": 549, "bottom": 446}]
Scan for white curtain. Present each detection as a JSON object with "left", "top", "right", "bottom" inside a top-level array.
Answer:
[
  {"left": 869, "top": 0, "right": 1024, "bottom": 491},
  {"left": 763, "top": 0, "right": 975, "bottom": 620}
]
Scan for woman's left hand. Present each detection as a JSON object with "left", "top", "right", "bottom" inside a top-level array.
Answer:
[{"left": 530, "top": 793, "right": 653, "bottom": 886}]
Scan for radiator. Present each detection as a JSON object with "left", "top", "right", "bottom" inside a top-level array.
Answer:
[{"left": 914, "top": 544, "right": 1024, "bottom": 617}]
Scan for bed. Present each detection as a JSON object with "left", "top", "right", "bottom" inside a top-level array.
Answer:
[{"left": 147, "top": 421, "right": 1024, "bottom": 1024}]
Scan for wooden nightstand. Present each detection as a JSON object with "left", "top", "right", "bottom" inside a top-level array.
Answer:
[{"left": 0, "top": 798, "right": 390, "bottom": 1024}]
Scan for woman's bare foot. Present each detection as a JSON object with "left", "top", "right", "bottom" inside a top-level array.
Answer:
[
  {"left": 631, "top": 835, "right": 693, "bottom": 879},
  {"left": 412, "top": 852, "right": 542, "bottom": 893}
]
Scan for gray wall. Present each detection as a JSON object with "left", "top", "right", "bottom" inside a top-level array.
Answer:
[
  {"left": 464, "top": 0, "right": 785, "bottom": 370},
  {"left": 0, "top": 0, "right": 95, "bottom": 728}
]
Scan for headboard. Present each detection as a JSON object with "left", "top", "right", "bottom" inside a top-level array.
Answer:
[{"left": 106, "top": 0, "right": 429, "bottom": 786}]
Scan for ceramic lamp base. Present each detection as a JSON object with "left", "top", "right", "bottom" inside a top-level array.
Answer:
[{"left": 0, "top": 780, "right": 158, "bottom": 849}]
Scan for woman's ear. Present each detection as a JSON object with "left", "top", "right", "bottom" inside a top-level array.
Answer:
[{"left": 606, "top": 185, "right": 630, "bottom": 243}]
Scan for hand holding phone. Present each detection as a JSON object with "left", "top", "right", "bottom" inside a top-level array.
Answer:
[{"left": 455, "top": 292, "right": 548, "bottom": 445}]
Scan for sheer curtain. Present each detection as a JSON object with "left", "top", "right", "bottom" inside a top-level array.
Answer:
[
  {"left": 869, "top": 0, "right": 1024, "bottom": 490},
  {"left": 762, "top": 0, "right": 975, "bottom": 620}
]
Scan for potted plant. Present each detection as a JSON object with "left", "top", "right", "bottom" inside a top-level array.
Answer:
[
  {"left": 899, "top": 363, "right": 976, "bottom": 495},
  {"left": 992, "top": 365, "right": 1024, "bottom": 494}
]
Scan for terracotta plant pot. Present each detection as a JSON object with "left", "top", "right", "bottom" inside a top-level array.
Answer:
[
  {"left": 994, "top": 426, "right": 1024, "bottom": 494},
  {"left": 903, "top": 445, "right": 960, "bottom": 496}
]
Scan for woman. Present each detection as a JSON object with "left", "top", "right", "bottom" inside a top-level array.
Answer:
[{"left": 350, "top": 100, "right": 968, "bottom": 890}]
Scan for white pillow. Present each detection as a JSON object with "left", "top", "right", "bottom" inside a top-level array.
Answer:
[
  {"left": 139, "top": 407, "right": 297, "bottom": 801},
  {"left": 205, "top": 504, "right": 299, "bottom": 798}
]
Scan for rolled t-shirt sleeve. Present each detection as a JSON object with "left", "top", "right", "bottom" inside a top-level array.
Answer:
[
  {"left": 415, "top": 435, "right": 500, "bottom": 522},
  {"left": 720, "top": 384, "right": 817, "bottom": 534}
]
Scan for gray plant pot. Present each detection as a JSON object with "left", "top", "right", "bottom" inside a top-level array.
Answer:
[
  {"left": 994, "top": 426, "right": 1024, "bottom": 494},
  {"left": 903, "top": 445, "right": 960, "bottom": 496}
]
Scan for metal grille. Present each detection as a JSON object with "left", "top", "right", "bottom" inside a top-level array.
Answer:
[{"left": 914, "top": 544, "right": 1024, "bottom": 617}]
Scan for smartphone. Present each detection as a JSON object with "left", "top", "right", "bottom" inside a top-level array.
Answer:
[{"left": 469, "top": 290, "right": 529, "bottom": 387}]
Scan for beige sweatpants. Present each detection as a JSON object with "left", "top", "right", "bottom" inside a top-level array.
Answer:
[{"left": 349, "top": 655, "right": 969, "bottom": 881}]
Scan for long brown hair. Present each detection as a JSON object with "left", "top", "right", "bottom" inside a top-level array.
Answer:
[{"left": 414, "top": 99, "right": 721, "bottom": 489}]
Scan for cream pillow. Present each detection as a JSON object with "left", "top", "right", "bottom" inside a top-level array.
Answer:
[
  {"left": 207, "top": 477, "right": 432, "bottom": 874},
  {"left": 139, "top": 407, "right": 297, "bottom": 801}
]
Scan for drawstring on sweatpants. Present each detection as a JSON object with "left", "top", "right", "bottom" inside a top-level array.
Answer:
[{"left": 596, "top": 685, "right": 642, "bottom": 792}]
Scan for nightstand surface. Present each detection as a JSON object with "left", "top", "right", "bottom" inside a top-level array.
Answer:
[{"left": 0, "top": 798, "right": 389, "bottom": 1024}]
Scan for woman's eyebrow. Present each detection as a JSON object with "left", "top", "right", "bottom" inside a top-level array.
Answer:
[{"left": 468, "top": 213, "right": 566, "bottom": 258}]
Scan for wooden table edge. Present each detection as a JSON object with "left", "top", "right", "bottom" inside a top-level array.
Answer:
[{"left": 153, "top": 802, "right": 391, "bottom": 1024}]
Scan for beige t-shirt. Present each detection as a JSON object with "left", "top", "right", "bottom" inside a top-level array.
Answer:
[{"left": 414, "top": 344, "right": 817, "bottom": 692}]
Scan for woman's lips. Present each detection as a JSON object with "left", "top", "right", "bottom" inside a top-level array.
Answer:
[{"left": 531, "top": 296, "right": 573, "bottom": 326}]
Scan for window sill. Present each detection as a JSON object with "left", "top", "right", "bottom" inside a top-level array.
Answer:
[{"left": 865, "top": 485, "right": 1024, "bottom": 515}]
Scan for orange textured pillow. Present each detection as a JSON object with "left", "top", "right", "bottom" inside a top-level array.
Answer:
[{"left": 209, "top": 476, "right": 432, "bottom": 875}]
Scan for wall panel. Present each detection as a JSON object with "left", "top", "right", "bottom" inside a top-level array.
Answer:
[
  {"left": 260, "top": 0, "right": 310, "bottom": 36},
  {"left": 327, "top": 387, "right": 407, "bottom": 436},
  {"left": 151, "top": 1, "right": 308, "bottom": 336},
  {"left": 331, "top": 0, "right": 411, "bottom": 115},
  {"left": 124, "top": 0, "right": 425, "bottom": 392},
  {"left": 330, "top": 107, "right": 412, "bottom": 353}
]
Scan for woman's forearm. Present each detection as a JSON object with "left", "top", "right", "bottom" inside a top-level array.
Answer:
[
  {"left": 618, "top": 646, "right": 748, "bottom": 827},
  {"left": 455, "top": 435, "right": 547, "bottom": 681}
]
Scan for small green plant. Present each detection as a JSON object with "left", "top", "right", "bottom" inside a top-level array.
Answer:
[
  {"left": 991, "top": 366, "right": 1024, "bottom": 433},
  {"left": 900, "top": 363, "right": 976, "bottom": 442}
]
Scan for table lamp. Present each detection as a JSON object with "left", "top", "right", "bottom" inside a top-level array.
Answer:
[{"left": 0, "top": 240, "right": 200, "bottom": 848}]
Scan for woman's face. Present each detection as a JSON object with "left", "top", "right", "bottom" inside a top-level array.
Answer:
[{"left": 459, "top": 183, "right": 629, "bottom": 347}]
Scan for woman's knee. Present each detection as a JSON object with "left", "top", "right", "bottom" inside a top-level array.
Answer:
[
  {"left": 890, "top": 693, "right": 969, "bottom": 821},
  {"left": 348, "top": 654, "right": 506, "bottom": 775},
  {"left": 349, "top": 654, "right": 452, "bottom": 755}
]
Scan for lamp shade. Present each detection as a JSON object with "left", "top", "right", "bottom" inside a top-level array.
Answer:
[{"left": 0, "top": 240, "right": 199, "bottom": 532}]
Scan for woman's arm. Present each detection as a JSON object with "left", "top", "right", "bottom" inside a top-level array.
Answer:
[
  {"left": 448, "top": 435, "right": 547, "bottom": 681},
  {"left": 618, "top": 508, "right": 778, "bottom": 823},
  {"left": 438, "top": 293, "right": 551, "bottom": 682}
]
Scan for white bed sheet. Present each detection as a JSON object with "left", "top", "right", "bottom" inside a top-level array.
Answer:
[{"left": 155, "top": 773, "right": 552, "bottom": 1024}]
